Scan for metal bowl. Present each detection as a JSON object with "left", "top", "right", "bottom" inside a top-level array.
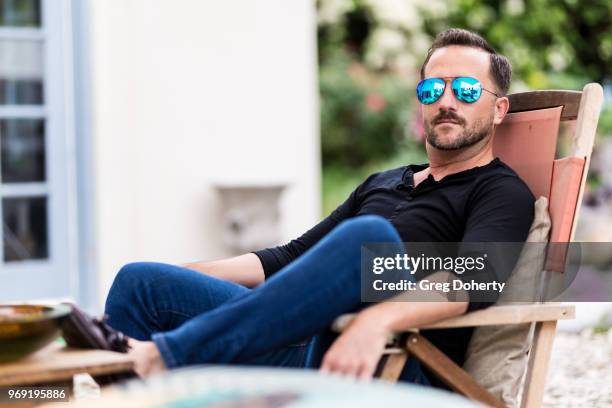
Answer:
[{"left": 0, "top": 304, "right": 71, "bottom": 362}]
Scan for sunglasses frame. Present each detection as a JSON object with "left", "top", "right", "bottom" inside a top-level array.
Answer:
[{"left": 416, "top": 76, "right": 500, "bottom": 105}]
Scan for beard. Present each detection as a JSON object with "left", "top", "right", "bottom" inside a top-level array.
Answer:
[{"left": 425, "top": 111, "right": 493, "bottom": 151}]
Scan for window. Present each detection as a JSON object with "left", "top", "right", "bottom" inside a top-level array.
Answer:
[{"left": 0, "top": 0, "right": 76, "bottom": 301}]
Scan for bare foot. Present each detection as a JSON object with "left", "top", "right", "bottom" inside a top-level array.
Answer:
[{"left": 127, "top": 338, "right": 167, "bottom": 378}]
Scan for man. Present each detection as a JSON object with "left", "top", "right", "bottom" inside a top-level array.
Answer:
[{"left": 105, "top": 28, "right": 534, "bottom": 387}]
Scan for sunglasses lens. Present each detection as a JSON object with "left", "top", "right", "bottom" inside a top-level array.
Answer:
[
  {"left": 417, "top": 78, "right": 446, "bottom": 104},
  {"left": 452, "top": 77, "right": 482, "bottom": 103}
]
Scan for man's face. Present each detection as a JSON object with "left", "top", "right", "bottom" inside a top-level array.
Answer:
[{"left": 421, "top": 46, "right": 499, "bottom": 151}]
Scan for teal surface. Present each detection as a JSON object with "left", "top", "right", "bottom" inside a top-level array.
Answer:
[{"left": 110, "top": 366, "right": 482, "bottom": 407}]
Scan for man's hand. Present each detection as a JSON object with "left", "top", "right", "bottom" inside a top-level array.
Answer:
[
  {"left": 128, "top": 338, "right": 167, "bottom": 378},
  {"left": 320, "top": 313, "right": 390, "bottom": 379},
  {"left": 319, "top": 279, "right": 468, "bottom": 380}
]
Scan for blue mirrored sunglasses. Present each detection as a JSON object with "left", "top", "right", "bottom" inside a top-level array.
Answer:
[{"left": 416, "top": 76, "right": 499, "bottom": 105}]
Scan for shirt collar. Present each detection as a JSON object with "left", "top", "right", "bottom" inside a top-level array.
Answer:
[
  {"left": 397, "top": 158, "right": 502, "bottom": 190},
  {"left": 398, "top": 163, "right": 428, "bottom": 190}
]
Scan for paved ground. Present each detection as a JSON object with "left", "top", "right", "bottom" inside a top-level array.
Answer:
[{"left": 543, "top": 330, "right": 612, "bottom": 407}]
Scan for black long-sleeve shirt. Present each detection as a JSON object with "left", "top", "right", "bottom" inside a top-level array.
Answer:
[{"left": 254, "top": 158, "right": 534, "bottom": 386}]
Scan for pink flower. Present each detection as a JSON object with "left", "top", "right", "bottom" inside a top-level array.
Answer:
[{"left": 365, "top": 93, "right": 386, "bottom": 112}]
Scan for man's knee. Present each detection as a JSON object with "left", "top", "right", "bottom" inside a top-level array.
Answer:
[
  {"left": 337, "top": 215, "right": 399, "bottom": 242},
  {"left": 105, "top": 262, "right": 154, "bottom": 313},
  {"left": 105, "top": 263, "right": 158, "bottom": 336},
  {"left": 111, "top": 262, "right": 151, "bottom": 291}
]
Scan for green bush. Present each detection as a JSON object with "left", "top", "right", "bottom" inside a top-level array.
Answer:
[
  {"left": 418, "top": 0, "right": 611, "bottom": 88},
  {"left": 319, "top": 50, "right": 412, "bottom": 167}
]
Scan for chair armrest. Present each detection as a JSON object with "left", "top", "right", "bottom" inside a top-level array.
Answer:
[{"left": 332, "top": 304, "right": 575, "bottom": 333}]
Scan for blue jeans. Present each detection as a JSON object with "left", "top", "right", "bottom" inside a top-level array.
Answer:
[{"left": 105, "top": 215, "right": 430, "bottom": 386}]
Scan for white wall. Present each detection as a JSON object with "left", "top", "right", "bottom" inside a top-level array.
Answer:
[{"left": 89, "top": 0, "right": 321, "bottom": 305}]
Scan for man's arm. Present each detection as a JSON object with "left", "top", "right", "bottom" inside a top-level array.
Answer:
[
  {"left": 182, "top": 253, "right": 265, "bottom": 288},
  {"left": 182, "top": 173, "right": 369, "bottom": 287},
  {"left": 361, "top": 300, "right": 468, "bottom": 334},
  {"left": 321, "top": 302, "right": 468, "bottom": 378},
  {"left": 321, "top": 271, "right": 468, "bottom": 378},
  {"left": 180, "top": 203, "right": 354, "bottom": 288},
  {"left": 180, "top": 202, "right": 353, "bottom": 287}
]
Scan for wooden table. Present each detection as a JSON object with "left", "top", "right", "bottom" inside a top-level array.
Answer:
[{"left": 0, "top": 341, "right": 134, "bottom": 387}]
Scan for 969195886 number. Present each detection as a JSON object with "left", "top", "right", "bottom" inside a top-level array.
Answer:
[{"left": 1, "top": 387, "right": 69, "bottom": 402}]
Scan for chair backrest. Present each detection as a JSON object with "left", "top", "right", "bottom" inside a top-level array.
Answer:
[
  {"left": 474, "top": 85, "right": 603, "bottom": 408},
  {"left": 492, "top": 84, "right": 604, "bottom": 272}
]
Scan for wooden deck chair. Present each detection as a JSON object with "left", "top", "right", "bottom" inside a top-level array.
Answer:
[{"left": 333, "top": 83, "right": 604, "bottom": 408}]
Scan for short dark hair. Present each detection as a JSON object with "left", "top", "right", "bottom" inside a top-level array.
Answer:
[{"left": 420, "top": 28, "right": 512, "bottom": 96}]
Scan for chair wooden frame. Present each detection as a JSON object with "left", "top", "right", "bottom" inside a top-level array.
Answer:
[{"left": 333, "top": 83, "right": 604, "bottom": 408}]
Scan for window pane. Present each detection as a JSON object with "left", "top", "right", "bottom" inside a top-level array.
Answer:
[
  {"left": 2, "top": 196, "right": 48, "bottom": 261},
  {"left": 2, "top": 197, "right": 49, "bottom": 261},
  {"left": 0, "top": 0, "right": 41, "bottom": 27},
  {"left": 0, "top": 38, "right": 43, "bottom": 104},
  {"left": 0, "top": 119, "right": 45, "bottom": 183}
]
